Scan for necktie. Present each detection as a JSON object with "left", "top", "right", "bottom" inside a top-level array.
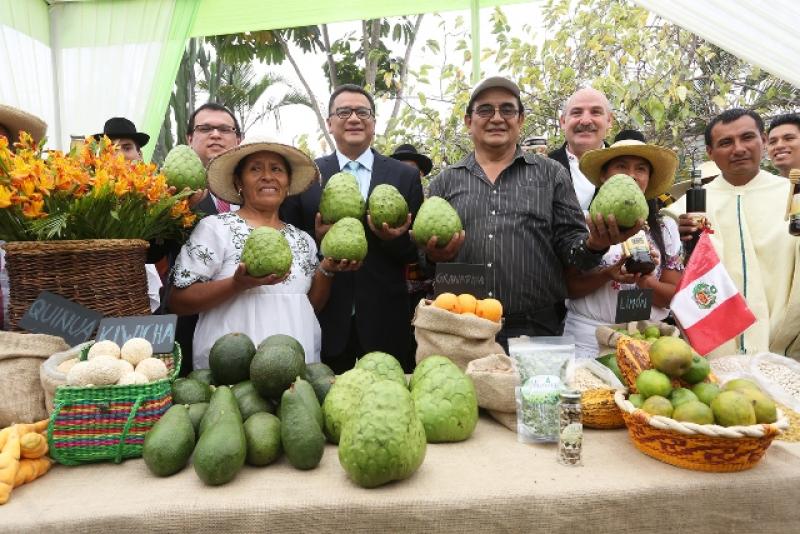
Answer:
[
  {"left": 215, "top": 196, "right": 230, "bottom": 213},
  {"left": 346, "top": 161, "right": 368, "bottom": 200}
]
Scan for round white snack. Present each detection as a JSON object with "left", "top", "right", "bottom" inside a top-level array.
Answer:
[
  {"left": 116, "top": 359, "right": 135, "bottom": 375},
  {"left": 66, "top": 361, "right": 94, "bottom": 386},
  {"left": 85, "top": 358, "right": 124, "bottom": 386},
  {"left": 135, "top": 357, "right": 168, "bottom": 382},
  {"left": 57, "top": 357, "right": 79, "bottom": 374},
  {"left": 121, "top": 338, "right": 154, "bottom": 366},
  {"left": 117, "top": 371, "right": 150, "bottom": 386},
  {"left": 87, "top": 340, "right": 121, "bottom": 360}
]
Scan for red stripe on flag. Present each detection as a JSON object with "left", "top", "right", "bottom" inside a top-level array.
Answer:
[
  {"left": 675, "top": 231, "right": 719, "bottom": 292},
  {"left": 683, "top": 294, "right": 756, "bottom": 355}
]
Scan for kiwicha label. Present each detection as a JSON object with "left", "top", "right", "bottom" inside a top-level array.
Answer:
[{"left": 95, "top": 315, "right": 177, "bottom": 353}]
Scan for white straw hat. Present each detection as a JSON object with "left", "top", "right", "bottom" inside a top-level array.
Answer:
[{"left": 0, "top": 104, "right": 47, "bottom": 144}]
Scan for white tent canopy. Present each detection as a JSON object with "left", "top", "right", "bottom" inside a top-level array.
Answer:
[{"left": 1, "top": 0, "right": 798, "bottom": 158}]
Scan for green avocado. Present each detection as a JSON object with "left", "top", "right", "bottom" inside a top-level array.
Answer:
[
  {"left": 280, "top": 383, "right": 325, "bottom": 470},
  {"left": 143, "top": 405, "right": 196, "bottom": 477}
]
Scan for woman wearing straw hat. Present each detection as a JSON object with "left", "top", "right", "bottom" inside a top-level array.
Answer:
[
  {"left": 168, "top": 138, "right": 361, "bottom": 369},
  {"left": 563, "top": 140, "right": 684, "bottom": 359}
]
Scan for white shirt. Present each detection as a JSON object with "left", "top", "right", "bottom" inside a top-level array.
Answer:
[
  {"left": 566, "top": 147, "right": 599, "bottom": 212},
  {"left": 336, "top": 148, "right": 374, "bottom": 200}
]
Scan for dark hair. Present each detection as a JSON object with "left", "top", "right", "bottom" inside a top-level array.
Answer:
[
  {"left": 187, "top": 102, "right": 241, "bottom": 136},
  {"left": 613, "top": 129, "right": 645, "bottom": 143},
  {"left": 646, "top": 199, "right": 667, "bottom": 265},
  {"left": 328, "top": 84, "right": 376, "bottom": 116},
  {"left": 704, "top": 108, "right": 764, "bottom": 147},
  {"left": 768, "top": 113, "right": 800, "bottom": 134}
]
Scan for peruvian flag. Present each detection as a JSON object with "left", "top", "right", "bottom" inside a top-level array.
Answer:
[{"left": 670, "top": 231, "right": 756, "bottom": 355}]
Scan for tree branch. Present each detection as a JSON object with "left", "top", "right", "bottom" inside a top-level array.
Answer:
[
  {"left": 276, "top": 32, "right": 334, "bottom": 150},
  {"left": 321, "top": 24, "right": 338, "bottom": 89},
  {"left": 385, "top": 14, "right": 424, "bottom": 136}
]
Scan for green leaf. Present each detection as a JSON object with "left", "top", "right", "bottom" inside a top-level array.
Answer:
[{"left": 676, "top": 86, "right": 688, "bottom": 102}]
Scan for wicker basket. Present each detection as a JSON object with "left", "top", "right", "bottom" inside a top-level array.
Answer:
[
  {"left": 614, "top": 390, "right": 788, "bottom": 472},
  {"left": 46, "top": 342, "right": 181, "bottom": 465},
  {"left": 582, "top": 389, "right": 625, "bottom": 429},
  {"left": 2, "top": 239, "right": 150, "bottom": 330}
]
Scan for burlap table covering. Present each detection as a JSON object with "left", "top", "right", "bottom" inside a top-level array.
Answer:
[{"left": 3, "top": 417, "right": 800, "bottom": 533}]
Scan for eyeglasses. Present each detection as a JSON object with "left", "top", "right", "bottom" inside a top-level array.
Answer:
[
  {"left": 330, "top": 107, "right": 374, "bottom": 120},
  {"left": 193, "top": 124, "right": 239, "bottom": 135},
  {"left": 472, "top": 104, "right": 521, "bottom": 119}
]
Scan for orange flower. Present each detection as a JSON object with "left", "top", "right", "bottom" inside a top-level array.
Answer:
[
  {"left": 21, "top": 198, "right": 45, "bottom": 218},
  {"left": 0, "top": 185, "right": 12, "bottom": 208}
]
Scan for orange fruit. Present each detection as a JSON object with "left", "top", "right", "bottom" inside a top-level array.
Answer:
[
  {"left": 475, "top": 298, "right": 503, "bottom": 322},
  {"left": 456, "top": 293, "right": 478, "bottom": 314},
  {"left": 433, "top": 293, "right": 461, "bottom": 313}
]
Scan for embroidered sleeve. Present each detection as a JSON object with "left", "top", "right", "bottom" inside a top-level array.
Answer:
[
  {"left": 660, "top": 217, "right": 685, "bottom": 272},
  {"left": 172, "top": 217, "right": 227, "bottom": 288}
]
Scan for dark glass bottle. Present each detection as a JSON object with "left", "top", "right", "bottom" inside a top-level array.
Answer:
[
  {"left": 623, "top": 230, "right": 656, "bottom": 275},
  {"left": 789, "top": 169, "right": 800, "bottom": 236},
  {"left": 685, "top": 169, "right": 706, "bottom": 257}
]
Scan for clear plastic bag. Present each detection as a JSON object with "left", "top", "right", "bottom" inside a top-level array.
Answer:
[
  {"left": 509, "top": 336, "right": 575, "bottom": 443},
  {"left": 569, "top": 358, "right": 625, "bottom": 391},
  {"left": 750, "top": 353, "right": 800, "bottom": 412}
]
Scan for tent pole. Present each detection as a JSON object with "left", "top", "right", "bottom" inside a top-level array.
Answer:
[{"left": 471, "top": 0, "right": 480, "bottom": 83}]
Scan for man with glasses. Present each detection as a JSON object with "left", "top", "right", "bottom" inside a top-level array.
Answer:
[
  {"left": 549, "top": 87, "right": 614, "bottom": 212},
  {"left": 281, "top": 84, "right": 423, "bottom": 373},
  {"left": 186, "top": 102, "right": 243, "bottom": 214},
  {"left": 425, "top": 77, "right": 640, "bottom": 349}
]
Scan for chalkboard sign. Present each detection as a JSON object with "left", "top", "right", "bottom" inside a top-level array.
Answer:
[
  {"left": 95, "top": 314, "right": 177, "bottom": 354},
  {"left": 19, "top": 291, "right": 103, "bottom": 346},
  {"left": 434, "top": 263, "right": 487, "bottom": 298},
  {"left": 615, "top": 288, "right": 654, "bottom": 323}
]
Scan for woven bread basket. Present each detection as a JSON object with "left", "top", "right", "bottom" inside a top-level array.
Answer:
[
  {"left": 3, "top": 239, "right": 150, "bottom": 330},
  {"left": 614, "top": 390, "right": 788, "bottom": 472}
]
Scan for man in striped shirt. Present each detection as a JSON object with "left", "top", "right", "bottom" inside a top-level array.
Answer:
[{"left": 424, "top": 77, "right": 642, "bottom": 348}]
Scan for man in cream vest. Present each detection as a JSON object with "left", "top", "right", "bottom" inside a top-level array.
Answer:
[{"left": 668, "top": 109, "right": 800, "bottom": 357}]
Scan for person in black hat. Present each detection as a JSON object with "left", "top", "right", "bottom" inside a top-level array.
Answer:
[
  {"left": 93, "top": 117, "right": 150, "bottom": 162},
  {"left": 390, "top": 144, "right": 433, "bottom": 178}
]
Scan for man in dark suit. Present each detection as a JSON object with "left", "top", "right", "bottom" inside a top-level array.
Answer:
[
  {"left": 548, "top": 87, "right": 613, "bottom": 212},
  {"left": 281, "top": 84, "right": 424, "bottom": 373}
]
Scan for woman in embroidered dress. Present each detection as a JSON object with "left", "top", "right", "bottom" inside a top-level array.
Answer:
[
  {"left": 563, "top": 140, "right": 683, "bottom": 359},
  {"left": 169, "top": 138, "right": 360, "bottom": 369}
]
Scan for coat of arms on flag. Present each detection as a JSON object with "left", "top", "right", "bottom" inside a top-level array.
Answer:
[{"left": 670, "top": 231, "right": 756, "bottom": 356}]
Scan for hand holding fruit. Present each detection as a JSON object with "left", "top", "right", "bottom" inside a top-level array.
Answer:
[
  {"left": 314, "top": 212, "right": 333, "bottom": 243},
  {"left": 416, "top": 230, "right": 466, "bottom": 263},
  {"left": 367, "top": 212, "right": 412, "bottom": 241},
  {"left": 603, "top": 256, "right": 639, "bottom": 284},
  {"left": 233, "top": 263, "right": 289, "bottom": 291},
  {"left": 320, "top": 257, "right": 362, "bottom": 274},
  {"left": 585, "top": 213, "right": 643, "bottom": 250}
]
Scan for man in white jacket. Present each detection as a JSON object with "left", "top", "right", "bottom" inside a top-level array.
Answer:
[{"left": 668, "top": 109, "right": 800, "bottom": 357}]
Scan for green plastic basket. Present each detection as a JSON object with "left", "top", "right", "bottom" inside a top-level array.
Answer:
[{"left": 47, "top": 342, "right": 181, "bottom": 465}]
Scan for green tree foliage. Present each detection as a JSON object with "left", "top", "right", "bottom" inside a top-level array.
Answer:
[{"left": 385, "top": 0, "right": 799, "bottom": 177}]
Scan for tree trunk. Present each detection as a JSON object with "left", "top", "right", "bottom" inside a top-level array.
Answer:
[
  {"left": 385, "top": 14, "right": 424, "bottom": 136},
  {"left": 362, "top": 19, "right": 382, "bottom": 90},
  {"left": 321, "top": 24, "right": 338, "bottom": 89},
  {"left": 276, "top": 32, "right": 334, "bottom": 150}
]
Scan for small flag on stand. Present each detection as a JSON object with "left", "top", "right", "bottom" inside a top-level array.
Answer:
[{"left": 670, "top": 231, "right": 756, "bottom": 355}]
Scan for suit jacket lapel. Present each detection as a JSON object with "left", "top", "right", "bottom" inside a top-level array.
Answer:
[
  {"left": 318, "top": 153, "right": 341, "bottom": 184},
  {"left": 367, "top": 149, "right": 388, "bottom": 196}
]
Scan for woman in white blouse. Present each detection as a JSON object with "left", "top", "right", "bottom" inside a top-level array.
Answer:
[
  {"left": 563, "top": 140, "right": 683, "bottom": 359},
  {"left": 169, "top": 138, "right": 360, "bottom": 370}
]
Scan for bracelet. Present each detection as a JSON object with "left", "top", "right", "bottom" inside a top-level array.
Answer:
[{"left": 318, "top": 265, "right": 335, "bottom": 278}]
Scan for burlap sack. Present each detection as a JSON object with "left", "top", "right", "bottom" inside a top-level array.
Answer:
[
  {"left": 40, "top": 342, "right": 90, "bottom": 414},
  {"left": 465, "top": 354, "right": 519, "bottom": 413},
  {"left": 0, "top": 331, "right": 70, "bottom": 426},
  {"left": 595, "top": 320, "right": 680, "bottom": 356},
  {"left": 413, "top": 301, "right": 505, "bottom": 371}
]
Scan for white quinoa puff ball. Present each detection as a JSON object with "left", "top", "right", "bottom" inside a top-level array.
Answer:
[
  {"left": 87, "top": 340, "right": 121, "bottom": 360},
  {"left": 66, "top": 361, "right": 94, "bottom": 386},
  {"left": 117, "top": 371, "right": 150, "bottom": 386},
  {"left": 116, "top": 359, "right": 135, "bottom": 375},
  {"left": 135, "top": 357, "right": 168, "bottom": 382},
  {"left": 121, "top": 338, "right": 154, "bottom": 366},
  {"left": 85, "top": 358, "right": 124, "bottom": 386}
]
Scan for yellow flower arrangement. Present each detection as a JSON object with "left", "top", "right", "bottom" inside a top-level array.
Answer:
[{"left": 0, "top": 133, "right": 196, "bottom": 241}]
